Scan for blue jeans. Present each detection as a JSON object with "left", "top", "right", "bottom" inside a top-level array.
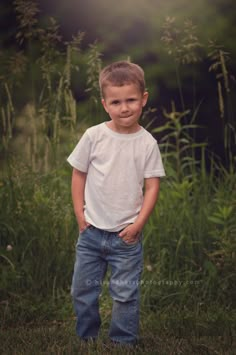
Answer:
[{"left": 71, "top": 225, "right": 143, "bottom": 344}]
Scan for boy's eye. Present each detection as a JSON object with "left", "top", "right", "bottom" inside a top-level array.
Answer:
[{"left": 110, "top": 98, "right": 137, "bottom": 105}]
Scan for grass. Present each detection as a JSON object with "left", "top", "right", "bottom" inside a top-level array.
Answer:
[
  {"left": 0, "top": 160, "right": 235, "bottom": 353},
  {"left": 0, "top": 309, "right": 235, "bottom": 354}
]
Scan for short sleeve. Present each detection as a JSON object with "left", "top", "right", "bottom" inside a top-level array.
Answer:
[
  {"left": 144, "top": 142, "right": 165, "bottom": 178},
  {"left": 67, "top": 131, "right": 91, "bottom": 172}
]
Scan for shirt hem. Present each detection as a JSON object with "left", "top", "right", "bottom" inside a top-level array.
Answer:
[{"left": 144, "top": 170, "right": 166, "bottom": 178}]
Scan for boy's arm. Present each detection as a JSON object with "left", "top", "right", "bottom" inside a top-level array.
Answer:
[
  {"left": 71, "top": 168, "right": 90, "bottom": 232},
  {"left": 119, "top": 177, "right": 160, "bottom": 243}
]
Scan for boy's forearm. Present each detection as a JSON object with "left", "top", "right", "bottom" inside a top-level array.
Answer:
[
  {"left": 71, "top": 168, "right": 87, "bottom": 223},
  {"left": 134, "top": 177, "right": 160, "bottom": 231},
  {"left": 119, "top": 177, "right": 160, "bottom": 241}
]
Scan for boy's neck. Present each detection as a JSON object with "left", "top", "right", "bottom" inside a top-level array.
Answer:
[{"left": 106, "top": 121, "right": 141, "bottom": 134}]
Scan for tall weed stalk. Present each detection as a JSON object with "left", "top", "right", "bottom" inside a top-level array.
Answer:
[
  {"left": 0, "top": 1, "right": 96, "bottom": 172},
  {"left": 161, "top": 16, "right": 236, "bottom": 171}
]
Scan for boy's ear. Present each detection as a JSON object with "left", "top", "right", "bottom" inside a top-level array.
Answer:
[
  {"left": 142, "top": 91, "right": 149, "bottom": 107},
  {"left": 101, "top": 98, "right": 109, "bottom": 113}
]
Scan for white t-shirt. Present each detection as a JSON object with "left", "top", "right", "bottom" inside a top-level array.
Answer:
[{"left": 67, "top": 122, "right": 165, "bottom": 232}]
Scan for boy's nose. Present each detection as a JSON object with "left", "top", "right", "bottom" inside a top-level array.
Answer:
[{"left": 120, "top": 102, "right": 129, "bottom": 112}]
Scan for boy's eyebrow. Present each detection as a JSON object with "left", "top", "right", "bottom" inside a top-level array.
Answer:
[
  {"left": 109, "top": 97, "right": 137, "bottom": 102},
  {"left": 110, "top": 99, "right": 120, "bottom": 103}
]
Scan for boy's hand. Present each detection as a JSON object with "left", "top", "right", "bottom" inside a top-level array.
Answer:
[
  {"left": 77, "top": 216, "right": 90, "bottom": 233},
  {"left": 118, "top": 224, "right": 141, "bottom": 244},
  {"left": 79, "top": 222, "right": 90, "bottom": 233}
]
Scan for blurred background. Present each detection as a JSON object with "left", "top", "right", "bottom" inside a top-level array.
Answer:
[{"left": 1, "top": 0, "right": 236, "bottom": 165}]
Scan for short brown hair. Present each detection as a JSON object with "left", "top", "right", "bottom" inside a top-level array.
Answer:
[{"left": 99, "top": 60, "right": 146, "bottom": 97}]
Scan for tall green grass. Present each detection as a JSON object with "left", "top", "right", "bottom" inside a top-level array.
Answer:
[
  {"left": 143, "top": 165, "right": 236, "bottom": 306},
  {"left": 1, "top": 151, "right": 235, "bottom": 330},
  {"left": 0, "top": 165, "right": 75, "bottom": 323}
]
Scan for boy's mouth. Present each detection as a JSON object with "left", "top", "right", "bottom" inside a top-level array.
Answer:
[{"left": 120, "top": 114, "right": 132, "bottom": 118}]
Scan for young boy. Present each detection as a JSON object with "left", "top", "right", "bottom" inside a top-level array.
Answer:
[{"left": 67, "top": 60, "right": 165, "bottom": 345}]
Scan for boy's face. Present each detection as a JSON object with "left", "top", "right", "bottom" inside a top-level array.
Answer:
[{"left": 101, "top": 83, "right": 148, "bottom": 134}]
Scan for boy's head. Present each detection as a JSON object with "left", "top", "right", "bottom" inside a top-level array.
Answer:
[
  {"left": 99, "top": 61, "right": 148, "bottom": 134},
  {"left": 99, "top": 61, "right": 146, "bottom": 98}
]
